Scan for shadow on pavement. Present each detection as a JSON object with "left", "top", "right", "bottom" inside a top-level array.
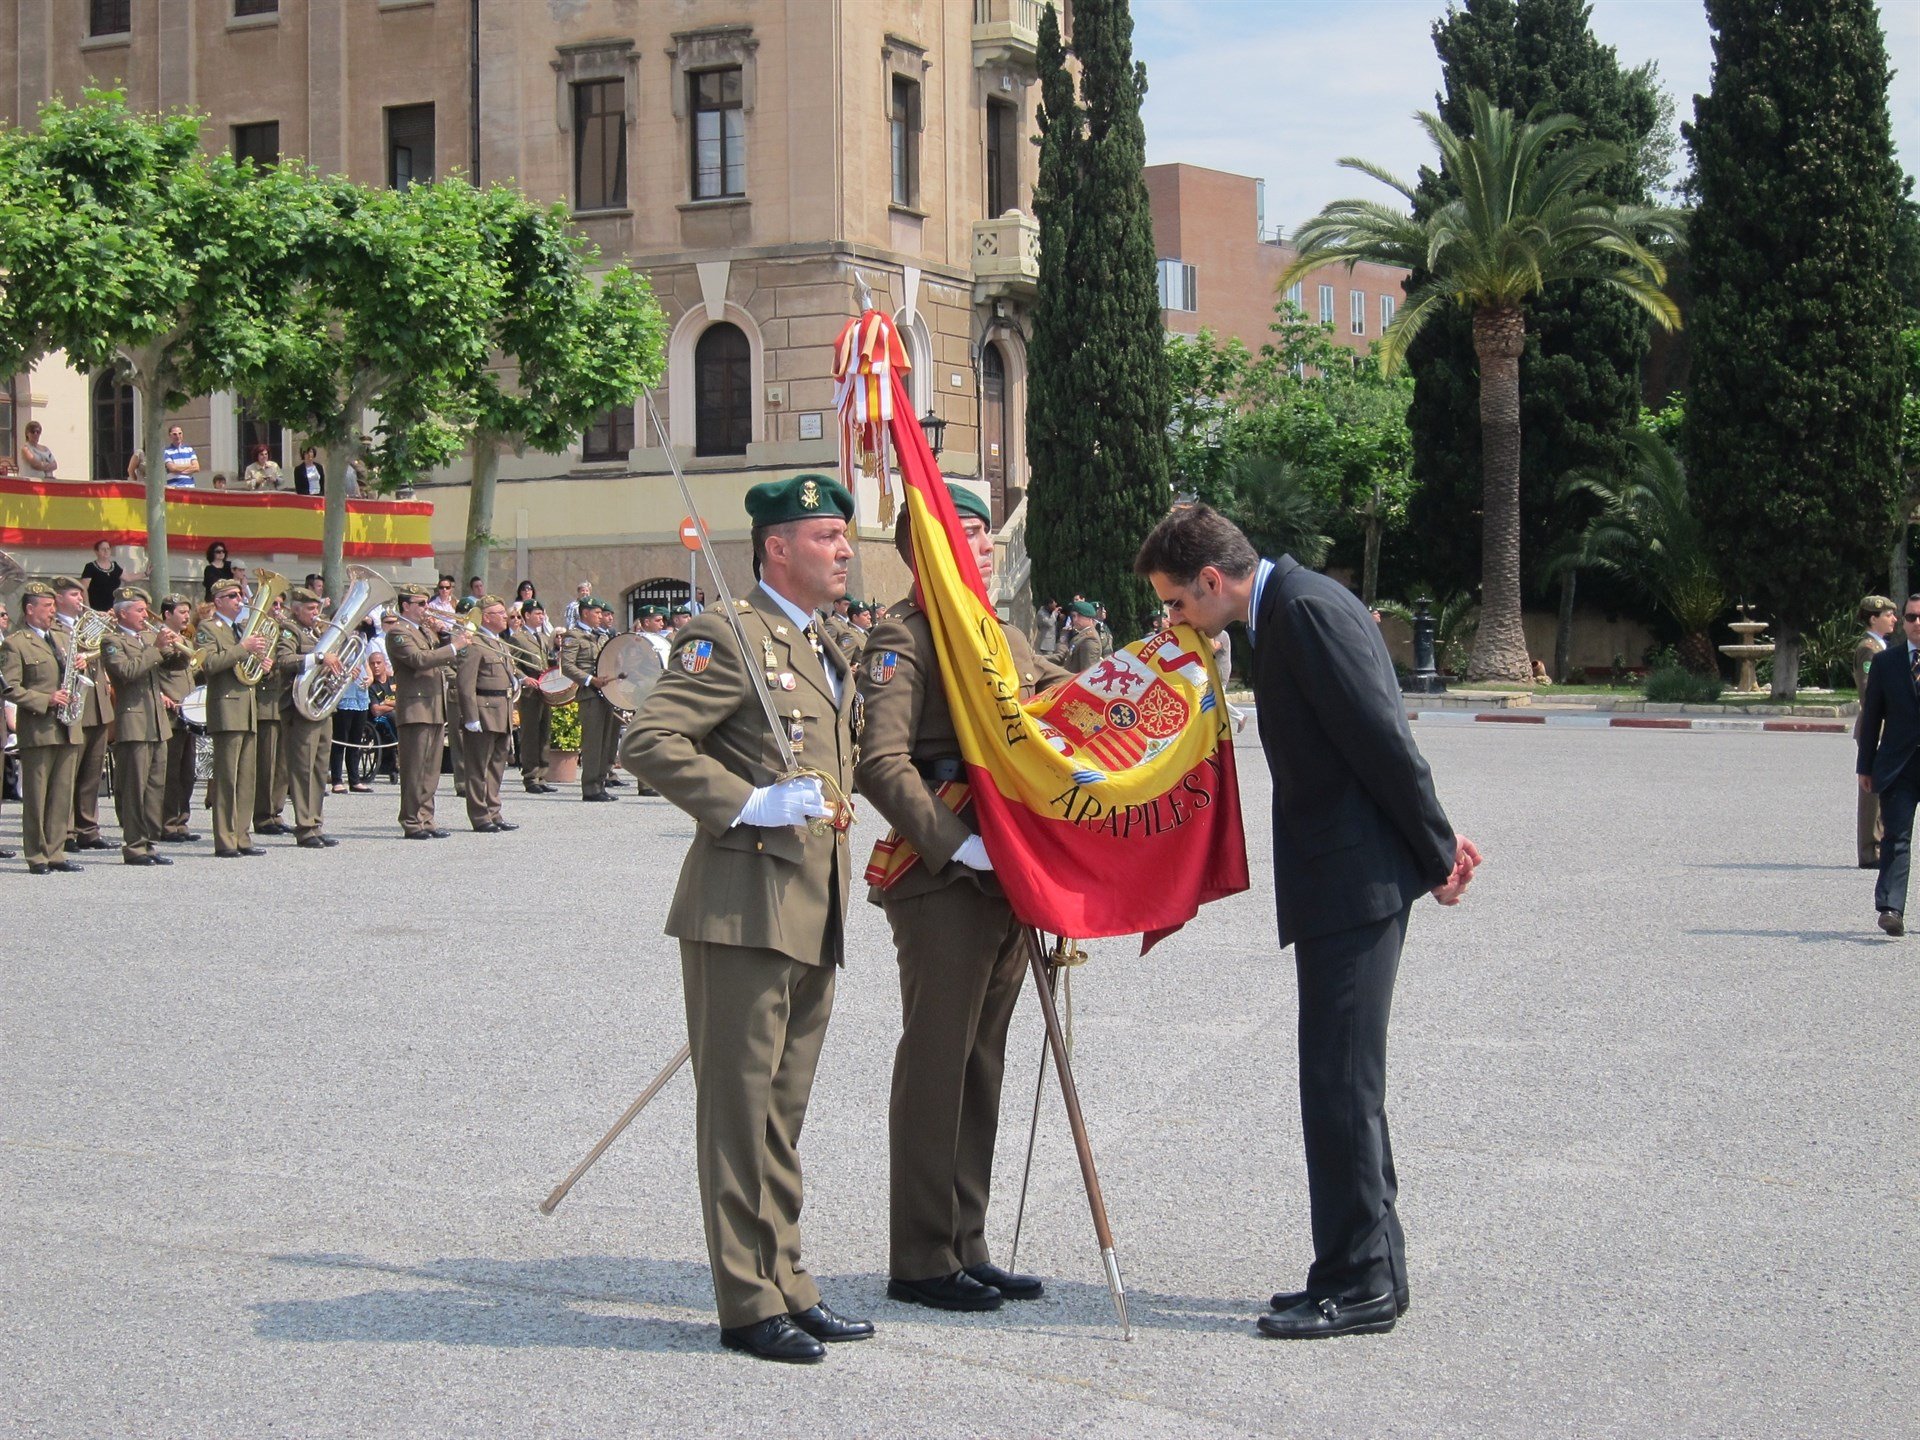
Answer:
[
  {"left": 1687, "top": 862, "right": 1862, "bottom": 872},
  {"left": 1684, "top": 928, "right": 1887, "bottom": 946}
]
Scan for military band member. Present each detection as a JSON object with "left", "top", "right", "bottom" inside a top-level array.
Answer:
[
  {"left": 456, "top": 597, "right": 520, "bottom": 832},
  {"left": 253, "top": 594, "right": 294, "bottom": 836},
  {"left": 2, "top": 582, "right": 85, "bottom": 872},
  {"left": 561, "top": 599, "right": 617, "bottom": 802},
  {"left": 388, "top": 584, "right": 470, "bottom": 839},
  {"left": 855, "top": 482, "right": 1071, "bottom": 1312},
  {"left": 1065, "top": 599, "right": 1103, "bottom": 673},
  {"left": 823, "top": 594, "right": 862, "bottom": 664},
  {"left": 194, "top": 579, "right": 271, "bottom": 857},
  {"left": 51, "top": 577, "right": 114, "bottom": 853},
  {"left": 623, "top": 473, "right": 868, "bottom": 1364},
  {"left": 100, "top": 587, "right": 192, "bottom": 865},
  {"left": 511, "top": 602, "right": 556, "bottom": 793},
  {"left": 446, "top": 599, "right": 477, "bottom": 800},
  {"left": 155, "top": 594, "right": 202, "bottom": 843},
  {"left": 636, "top": 604, "right": 673, "bottom": 668},
  {"left": 277, "top": 587, "right": 342, "bottom": 849}
]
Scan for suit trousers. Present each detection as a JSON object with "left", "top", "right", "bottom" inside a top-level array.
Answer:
[
  {"left": 518, "top": 698, "right": 551, "bottom": 787},
  {"left": 283, "top": 712, "right": 330, "bottom": 839},
  {"left": 110, "top": 739, "right": 164, "bottom": 858},
  {"left": 254, "top": 716, "right": 287, "bottom": 826},
  {"left": 209, "top": 730, "right": 258, "bottom": 854},
  {"left": 680, "top": 940, "right": 836, "bottom": 1329},
  {"left": 163, "top": 717, "right": 195, "bottom": 835},
  {"left": 580, "top": 692, "right": 615, "bottom": 798},
  {"left": 396, "top": 722, "right": 441, "bottom": 835},
  {"left": 1293, "top": 903, "right": 1413, "bottom": 1303},
  {"left": 21, "top": 744, "right": 80, "bottom": 868},
  {"left": 1874, "top": 767, "right": 1920, "bottom": 914},
  {"left": 463, "top": 730, "right": 509, "bottom": 828},
  {"left": 882, "top": 883, "right": 1028, "bottom": 1279},
  {"left": 71, "top": 721, "right": 108, "bottom": 841}
]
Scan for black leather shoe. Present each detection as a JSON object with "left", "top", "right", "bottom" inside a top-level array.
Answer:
[
  {"left": 159, "top": 832, "right": 202, "bottom": 843},
  {"left": 255, "top": 821, "right": 289, "bottom": 836},
  {"left": 886, "top": 1270, "right": 1003, "bottom": 1312},
  {"left": 237, "top": 846, "right": 267, "bottom": 857},
  {"left": 718, "top": 1315, "right": 826, "bottom": 1364},
  {"left": 788, "top": 1303, "right": 874, "bottom": 1342},
  {"left": 122, "top": 853, "right": 171, "bottom": 867},
  {"left": 1879, "top": 909, "right": 1905, "bottom": 936},
  {"left": 583, "top": 792, "right": 616, "bottom": 802},
  {"left": 1257, "top": 1291, "right": 1398, "bottom": 1339},
  {"left": 64, "top": 838, "right": 78, "bottom": 853},
  {"left": 536, "top": 783, "right": 559, "bottom": 793},
  {"left": 0, "top": 847, "right": 14, "bottom": 859},
  {"left": 964, "top": 1262, "right": 1044, "bottom": 1300},
  {"left": 428, "top": 828, "right": 451, "bottom": 838},
  {"left": 28, "top": 862, "right": 49, "bottom": 874},
  {"left": 148, "top": 853, "right": 174, "bottom": 865},
  {"left": 1272, "top": 1285, "right": 1409, "bottom": 1317},
  {"left": 297, "top": 836, "right": 335, "bottom": 849},
  {"left": 473, "top": 822, "right": 500, "bottom": 833},
  {"left": 77, "top": 836, "right": 114, "bottom": 850},
  {"left": 491, "top": 821, "right": 518, "bottom": 831},
  {"left": 403, "top": 830, "right": 435, "bottom": 840},
  {"left": 606, "top": 776, "right": 629, "bottom": 787},
  {"left": 48, "top": 860, "right": 83, "bottom": 873}
]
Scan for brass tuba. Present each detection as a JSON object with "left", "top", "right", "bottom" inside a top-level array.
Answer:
[
  {"left": 292, "top": 565, "right": 396, "bottom": 720},
  {"left": 55, "top": 608, "right": 112, "bottom": 725},
  {"left": 235, "top": 569, "right": 291, "bottom": 686}
]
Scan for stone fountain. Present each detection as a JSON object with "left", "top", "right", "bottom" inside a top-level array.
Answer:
[{"left": 1719, "top": 605, "right": 1775, "bottom": 694}]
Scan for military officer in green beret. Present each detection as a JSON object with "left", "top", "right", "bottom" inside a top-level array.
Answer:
[
  {"left": 457, "top": 596, "right": 521, "bottom": 832},
  {"left": 51, "top": 576, "right": 115, "bottom": 853},
  {"left": 855, "top": 481, "right": 1071, "bottom": 1312},
  {"left": 155, "top": 593, "right": 202, "bottom": 843},
  {"left": 509, "top": 601, "right": 557, "bottom": 793},
  {"left": 623, "top": 472, "right": 869, "bottom": 1365},
  {"left": 1, "top": 581, "right": 86, "bottom": 872},
  {"left": 388, "top": 583, "right": 471, "bottom": 838},
  {"left": 276, "top": 586, "right": 343, "bottom": 849},
  {"left": 195, "top": 579, "right": 273, "bottom": 857},
  {"left": 100, "top": 587, "right": 193, "bottom": 865},
  {"left": 561, "top": 598, "right": 618, "bottom": 801},
  {"left": 1065, "top": 599, "right": 1104, "bottom": 673},
  {"left": 636, "top": 603, "right": 673, "bottom": 669}
]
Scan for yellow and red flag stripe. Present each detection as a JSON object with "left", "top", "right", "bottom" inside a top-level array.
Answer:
[
  {"left": 0, "top": 479, "right": 433, "bottom": 560},
  {"left": 872, "top": 321, "right": 1249, "bottom": 942}
]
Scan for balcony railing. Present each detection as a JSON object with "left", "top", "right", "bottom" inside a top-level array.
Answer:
[
  {"left": 972, "top": 0, "right": 1043, "bottom": 70},
  {"left": 971, "top": 211, "right": 1041, "bottom": 302}
]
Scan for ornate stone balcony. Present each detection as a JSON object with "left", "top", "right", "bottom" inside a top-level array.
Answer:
[
  {"left": 971, "top": 210, "right": 1041, "bottom": 304},
  {"left": 972, "top": 0, "right": 1043, "bottom": 72}
]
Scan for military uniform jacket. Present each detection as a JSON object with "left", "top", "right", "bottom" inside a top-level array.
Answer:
[
  {"left": 102, "top": 626, "right": 189, "bottom": 741},
  {"left": 457, "top": 631, "right": 517, "bottom": 733},
  {"left": 824, "top": 612, "right": 865, "bottom": 664},
  {"left": 624, "top": 588, "right": 857, "bottom": 968},
  {"left": 387, "top": 618, "right": 461, "bottom": 725},
  {"left": 506, "top": 630, "right": 550, "bottom": 679},
  {"left": 855, "top": 600, "right": 1070, "bottom": 904},
  {"left": 274, "top": 622, "right": 323, "bottom": 714},
  {"left": 1066, "top": 628, "right": 1103, "bottom": 673},
  {"left": 1, "top": 627, "right": 85, "bottom": 747},
  {"left": 57, "top": 614, "right": 113, "bottom": 727},
  {"left": 253, "top": 623, "right": 292, "bottom": 717},
  {"left": 194, "top": 615, "right": 260, "bottom": 733},
  {"left": 158, "top": 630, "right": 198, "bottom": 706},
  {"left": 558, "top": 625, "right": 607, "bottom": 693}
]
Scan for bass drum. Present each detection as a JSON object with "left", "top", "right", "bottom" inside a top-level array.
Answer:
[{"left": 595, "top": 634, "right": 663, "bottom": 714}]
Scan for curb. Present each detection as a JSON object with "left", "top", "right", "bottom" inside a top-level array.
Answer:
[{"left": 1405, "top": 710, "right": 1847, "bottom": 735}]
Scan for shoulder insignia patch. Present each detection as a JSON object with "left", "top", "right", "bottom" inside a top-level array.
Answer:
[
  {"left": 870, "top": 652, "right": 897, "bottom": 684},
  {"left": 681, "top": 639, "right": 713, "bottom": 674}
]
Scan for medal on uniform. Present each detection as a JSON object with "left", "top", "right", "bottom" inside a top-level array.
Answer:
[
  {"left": 778, "top": 671, "right": 796, "bottom": 691},
  {"left": 788, "top": 709, "right": 805, "bottom": 753}
]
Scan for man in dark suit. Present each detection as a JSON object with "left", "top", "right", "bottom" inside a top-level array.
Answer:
[
  {"left": 1136, "top": 503, "right": 1481, "bottom": 1340},
  {"left": 1855, "top": 594, "right": 1920, "bottom": 935}
]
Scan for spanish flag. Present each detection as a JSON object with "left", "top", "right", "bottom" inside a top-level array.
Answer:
[{"left": 872, "top": 317, "right": 1249, "bottom": 943}]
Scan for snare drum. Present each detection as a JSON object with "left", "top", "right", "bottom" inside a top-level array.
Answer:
[{"left": 181, "top": 686, "right": 208, "bottom": 731}]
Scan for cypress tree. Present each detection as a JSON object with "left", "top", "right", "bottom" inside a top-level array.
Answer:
[
  {"left": 1683, "top": 0, "right": 1904, "bottom": 697},
  {"left": 1026, "top": 0, "right": 1170, "bottom": 638}
]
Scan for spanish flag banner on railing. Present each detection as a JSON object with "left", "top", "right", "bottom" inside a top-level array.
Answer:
[{"left": 868, "top": 315, "right": 1249, "bottom": 943}]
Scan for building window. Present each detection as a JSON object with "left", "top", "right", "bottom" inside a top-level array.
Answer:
[
  {"left": 1286, "top": 281, "right": 1304, "bottom": 311},
  {"left": 581, "top": 403, "right": 634, "bottom": 463},
  {"left": 890, "top": 76, "right": 921, "bottom": 208},
  {"left": 572, "top": 79, "right": 627, "bottom": 212},
  {"left": 1318, "top": 284, "right": 1335, "bottom": 326},
  {"left": 693, "top": 323, "right": 752, "bottom": 456},
  {"left": 231, "top": 122, "right": 280, "bottom": 168},
  {"left": 986, "top": 100, "right": 1018, "bottom": 218},
  {"left": 89, "top": 0, "right": 130, "bottom": 37},
  {"left": 93, "top": 371, "right": 135, "bottom": 483},
  {"left": 233, "top": 0, "right": 278, "bottom": 15},
  {"left": 237, "top": 398, "right": 281, "bottom": 472},
  {"left": 1255, "top": 179, "right": 1267, "bottom": 240},
  {"left": 1351, "top": 290, "right": 1366, "bottom": 336},
  {"left": 623, "top": 578, "right": 691, "bottom": 629},
  {"left": 1381, "top": 294, "right": 1397, "bottom": 331},
  {"left": 0, "top": 378, "right": 14, "bottom": 466},
  {"left": 386, "top": 104, "right": 435, "bottom": 190},
  {"left": 1157, "top": 259, "right": 1197, "bottom": 314},
  {"left": 691, "top": 68, "right": 746, "bottom": 200}
]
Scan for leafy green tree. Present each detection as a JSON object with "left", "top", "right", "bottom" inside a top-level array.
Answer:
[
  {"left": 1025, "top": 0, "right": 1171, "bottom": 639},
  {"left": 1891, "top": 327, "right": 1920, "bottom": 599},
  {"left": 1283, "top": 92, "right": 1681, "bottom": 681},
  {"left": 1217, "top": 454, "right": 1332, "bottom": 571},
  {"left": 0, "top": 91, "right": 321, "bottom": 587},
  {"left": 1682, "top": 0, "right": 1905, "bottom": 699}
]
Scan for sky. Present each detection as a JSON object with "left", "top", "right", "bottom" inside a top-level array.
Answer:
[{"left": 1133, "top": 0, "right": 1920, "bottom": 236}]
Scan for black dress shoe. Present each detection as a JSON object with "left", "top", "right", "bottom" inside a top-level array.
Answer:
[
  {"left": 1272, "top": 1285, "right": 1409, "bottom": 1317},
  {"left": 473, "top": 822, "right": 500, "bottom": 833},
  {"left": 297, "top": 835, "right": 335, "bottom": 849},
  {"left": 606, "top": 776, "right": 629, "bottom": 787},
  {"left": 0, "top": 847, "right": 14, "bottom": 859},
  {"left": 63, "top": 838, "right": 79, "bottom": 852},
  {"left": 428, "top": 828, "right": 451, "bottom": 838},
  {"left": 886, "top": 1270, "right": 1003, "bottom": 1312},
  {"left": 237, "top": 846, "right": 267, "bottom": 857},
  {"left": 48, "top": 860, "right": 83, "bottom": 873},
  {"left": 403, "top": 830, "right": 436, "bottom": 840},
  {"left": 122, "top": 853, "right": 171, "bottom": 866},
  {"left": 583, "top": 792, "right": 616, "bottom": 802},
  {"left": 718, "top": 1315, "right": 826, "bottom": 1364},
  {"left": 28, "top": 862, "right": 49, "bottom": 874},
  {"left": 1257, "top": 1291, "right": 1398, "bottom": 1339},
  {"left": 787, "top": 1303, "right": 874, "bottom": 1342},
  {"left": 964, "top": 1262, "right": 1044, "bottom": 1300},
  {"left": 491, "top": 821, "right": 518, "bottom": 831},
  {"left": 1879, "top": 909, "right": 1905, "bottom": 936},
  {"left": 159, "top": 832, "right": 202, "bottom": 843},
  {"left": 255, "top": 821, "right": 289, "bottom": 836},
  {"left": 77, "top": 836, "right": 112, "bottom": 850}
]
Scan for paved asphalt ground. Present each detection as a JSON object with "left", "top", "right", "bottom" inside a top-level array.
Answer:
[{"left": 2, "top": 724, "right": 1914, "bottom": 1438}]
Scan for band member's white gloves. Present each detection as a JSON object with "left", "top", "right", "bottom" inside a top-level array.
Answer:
[
  {"left": 953, "top": 835, "right": 994, "bottom": 871},
  {"left": 464, "top": 720, "right": 481, "bottom": 732},
  {"left": 735, "top": 775, "right": 832, "bottom": 828}
]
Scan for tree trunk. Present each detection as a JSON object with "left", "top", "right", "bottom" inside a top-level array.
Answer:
[
  {"left": 460, "top": 436, "right": 501, "bottom": 597},
  {"left": 1553, "top": 569, "right": 1576, "bottom": 682},
  {"left": 1769, "top": 623, "right": 1802, "bottom": 702},
  {"left": 1361, "top": 490, "right": 1382, "bottom": 607},
  {"left": 322, "top": 441, "right": 354, "bottom": 602},
  {"left": 1678, "top": 630, "right": 1718, "bottom": 675},
  {"left": 129, "top": 349, "right": 173, "bottom": 594},
  {"left": 1466, "top": 305, "right": 1532, "bottom": 682}
]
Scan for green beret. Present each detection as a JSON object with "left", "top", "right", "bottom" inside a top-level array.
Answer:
[
  {"left": 671, "top": 605, "right": 691, "bottom": 618},
  {"left": 1071, "top": 599, "right": 1098, "bottom": 618},
  {"left": 641, "top": 604, "right": 667, "bottom": 618},
  {"left": 20, "top": 580, "right": 55, "bottom": 599},
  {"left": 945, "top": 482, "right": 992, "bottom": 526},
  {"left": 112, "top": 585, "right": 153, "bottom": 607},
  {"left": 584, "top": 597, "right": 607, "bottom": 612},
  {"left": 746, "top": 473, "right": 854, "bottom": 527},
  {"left": 289, "top": 586, "right": 322, "bottom": 605},
  {"left": 454, "top": 597, "right": 479, "bottom": 614}
]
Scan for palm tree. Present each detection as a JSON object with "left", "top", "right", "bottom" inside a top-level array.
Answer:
[
  {"left": 1281, "top": 92, "right": 1682, "bottom": 682},
  {"left": 1220, "top": 453, "right": 1333, "bottom": 570},
  {"left": 1557, "top": 428, "right": 1725, "bottom": 675}
]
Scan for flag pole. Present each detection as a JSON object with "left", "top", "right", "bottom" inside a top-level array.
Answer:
[{"left": 1006, "top": 971, "right": 1053, "bottom": 1273}]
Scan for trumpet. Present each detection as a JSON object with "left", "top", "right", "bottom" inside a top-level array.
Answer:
[{"left": 142, "top": 620, "right": 195, "bottom": 663}]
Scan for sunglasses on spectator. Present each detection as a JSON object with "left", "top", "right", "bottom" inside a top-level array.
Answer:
[{"left": 1904, "top": 612, "right": 1920, "bottom": 622}]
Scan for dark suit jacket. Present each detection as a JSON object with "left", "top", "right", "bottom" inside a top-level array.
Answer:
[
  {"left": 291, "top": 461, "right": 325, "bottom": 496},
  {"left": 1250, "top": 555, "right": 1456, "bottom": 947},
  {"left": 1856, "top": 636, "right": 1920, "bottom": 791}
]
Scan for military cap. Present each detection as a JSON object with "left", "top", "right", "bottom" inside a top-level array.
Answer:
[
  {"left": 479, "top": 594, "right": 507, "bottom": 610},
  {"left": 454, "top": 596, "right": 479, "bottom": 614},
  {"left": 746, "top": 473, "right": 854, "bottom": 527},
  {"left": 210, "top": 578, "right": 244, "bottom": 599},
  {"left": 1070, "top": 599, "right": 1098, "bottom": 618},
  {"left": 945, "top": 481, "right": 992, "bottom": 527},
  {"left": 398, "top": 582, "right": 432, "bottom": 600},
  {"left": 581, "top": 597, "right": 605, "bottom": 612},
  {"left": 51, "top": 574, "right": 83, "bottom": 594},
  {"left": 160, "top": 593, "right": 191, "bottom": 612},
  {"left": 1861, "top": 594, "right": 1896, "bottom": 616},
  {"left": 289, "top": 586, "right": 322, "bottom": 605},
  {"left": 112, "top": 585, "right": 153, "bottom": 606},
  {"left": 670, "top": 604, "right": 691, "bottom": 618},
  {"left": 20, "top": 580, "right": 55, "bottom": 599}
]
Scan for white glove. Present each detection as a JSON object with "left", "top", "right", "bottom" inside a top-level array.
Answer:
[
  {"left": 734, "top": 776, "right": 833, "bottom": 829},
  {"left": 464, "top": 720, "right": 481, "bottom": 732},
  {"left": 953, "top": 834, "right": 994, "bottom": 871}
]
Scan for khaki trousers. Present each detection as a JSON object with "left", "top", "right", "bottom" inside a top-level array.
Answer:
[
  {"left": 71, "top": 721, "right": 108, "bottom": 842},
  {"left": 397, "top": 721, "right": 441, "bottom": 835},
  {"left": 463, "top": 729, "right": 509, "bottom": 828},
  {"left": 110, "top": 738, "right": 165, "bottom": 859},
  {"left": 681, "top": 941, "right": 836, "bottom": 1329},
  {"left": 254, "top": 716, "right": 287, "bottom": 826},
  {"left": 283, "top": 711, "right": 330, "bottom": 840},
  {"left": 883, "top": 883, "right": 1028, "bottom": 1279},
  {"left": 445, "top": 678, "right": 467, "bottom": 798},
  {"left": 163, "top": 717, "right": 196, "bottom": 835},
  {"left": 209, "top": 730, "right": 258, "bottom": 854},
  {"left": 21, "top": 744, "right": 80, "bottom": 868},
  {"left": 1859, "top": 786, "right": 1883, "bottom": 867},
  {"left": 580, "top": 692, "right": 615, "bottom": 798},
  {"left": 518, "top": 698, "right": 551, "bottom": 787}
]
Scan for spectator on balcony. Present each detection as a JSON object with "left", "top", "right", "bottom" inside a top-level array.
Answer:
[
  {"left": 162, "top": 425, "right": 200, "bottom": 488},
  {"left": 242, "top": 445, "right": 283, "bottom": 492},
  {"left": 562, "top": 580, "right": 592, "bottom": 630},
  {"left": 468, "top": 577, "right": 486, "bottom": 604},
  {"left": 127, "top": 450, "right": 147, "bottom": 485},
  {"left": 81, "top": 541, "right": 124, "bottom": 612},
  {"left": 291, "top": 447, "right": 324, "bottom": 497},
  {"left": 202, "top": 542, "right": 236, "bottom": 602},
  {"left": 515, "top": 580, "right": 537, "bottom": 605},
  {"left": 16, "top": 420, "right": 57, "bottom": 480},
  {"left": 210, "top": 472, "right": 231, "bottom": 491}
]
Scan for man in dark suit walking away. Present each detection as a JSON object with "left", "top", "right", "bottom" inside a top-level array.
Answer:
[
  {"left": 1855, "top": 595, "right": 1920, "bottom": 936},
  {"left": 1135, "top": 503, "right": 1481, "bottom": 1340}
]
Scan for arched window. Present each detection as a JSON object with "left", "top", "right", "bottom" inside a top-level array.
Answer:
[
  {"left": 93, "top": 371, "right": 136, "bottom": 482},
  {"left": 694, "top": 323, "right": 752, "bottom": 457},
  {"left": 623, "top": 577, "right": 691, "bottom": 630},
  {"left": 981, "top": 342, "right": 1008, "bottom": 525}
]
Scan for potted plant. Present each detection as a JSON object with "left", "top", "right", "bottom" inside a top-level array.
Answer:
[{"left": 546, "top": 700, "right": 582, "bottom": 784}]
